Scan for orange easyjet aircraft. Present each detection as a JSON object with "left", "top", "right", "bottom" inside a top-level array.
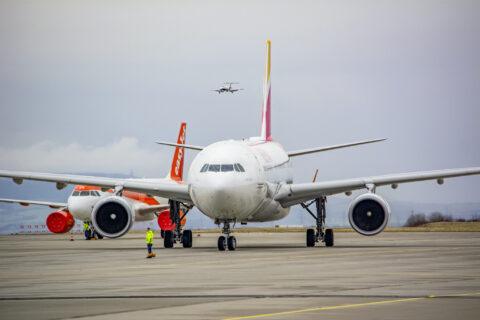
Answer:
[{"left": 0, "top": 123, "right": 188, "bottom": 240}]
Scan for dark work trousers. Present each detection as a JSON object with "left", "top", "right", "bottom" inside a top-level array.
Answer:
[{"left": 147, "top": 244, "right": 152, "bottom": 254}]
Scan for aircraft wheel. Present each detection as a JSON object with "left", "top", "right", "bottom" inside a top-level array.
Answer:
[
  {"left": 227, "top": 236, "right": 236, "bottom": 251},
  {"left": 164, "top": 230, "right": 174, "bottom": 248},
  {"left": 218, "top": 236, "right": 226, "bottom": 251},
  {"left": 325, "top": 229, "right": 334, "bottom": 247},
  {"left": 182, "top": 230, "right": 193, "bottom": 248},
  {"left": 306, "top": 228, "right": 316, "bottom": 247}
]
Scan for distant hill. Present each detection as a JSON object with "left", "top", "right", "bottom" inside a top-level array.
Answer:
[{"left": 1, "top": 173, "right": 480, "bottom": 234}]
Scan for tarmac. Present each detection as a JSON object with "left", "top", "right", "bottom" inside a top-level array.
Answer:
[{"left": 0, "top": 231, "right": 479, "bottom": 320}]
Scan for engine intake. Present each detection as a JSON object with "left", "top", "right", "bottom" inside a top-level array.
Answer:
[
  {"left": 46, "top": 210, "right": 75, "bottom": 233},
  {"left": 91, "top": 196, "right": 135, "bottom": 238},
  {"left": 157, "top": 210, "right": 186, "bottom": 231},
  {"left": 348, "top": 193, "right": 390, "bottom": 236}
]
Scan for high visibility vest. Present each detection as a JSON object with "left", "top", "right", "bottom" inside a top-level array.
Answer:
[
  {"left": 83, "top": 223, "right": 89, "bottom": 231},
  {"left": 146, "top": 231, "right": 154, "bottom": 244}
]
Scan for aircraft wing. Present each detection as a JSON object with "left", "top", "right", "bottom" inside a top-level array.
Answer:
[
  {"left": 275, "top": 167, "right": 480, "bottom": 207},
  {"left": 0, "top": 198, "right": 67, "bottom": 209},
  {"left": 137, "top": 204, "right": 171, "bottom": 215},
  {"left": 0, "top": 170, "right": 193, "bottom": 204}
]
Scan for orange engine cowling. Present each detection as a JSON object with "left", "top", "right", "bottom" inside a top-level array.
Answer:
[
  {"left": 46, "top": 210, "right": 75, "bottom": 233},
  {"left": 157, "top": 210, "right": 186, "bottom": 231}
]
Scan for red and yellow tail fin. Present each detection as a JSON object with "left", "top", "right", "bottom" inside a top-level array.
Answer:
[
  {"left": 260, "top": 40, "right": 272, "bottom": 141},
  {"left": 169, "top": 122, "right": 187, "bottom": 181}
]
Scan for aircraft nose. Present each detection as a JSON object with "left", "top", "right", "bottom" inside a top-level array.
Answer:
[{"left": 191, "top": 179, "right": 264, "bottom": 220}]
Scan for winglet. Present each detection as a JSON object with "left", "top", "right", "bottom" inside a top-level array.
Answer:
[
  {"left": 260, "top": 40, "right": 272, "bottom": 141},
  {"left": 168, "top": 122, "right": 187, "bottom": 181}
]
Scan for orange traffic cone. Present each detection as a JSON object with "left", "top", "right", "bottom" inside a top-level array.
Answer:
[
  {"left": 197, "top": 232, "right": 201, "bottom": 237},
  {"left": 69, "top": 233, "right": 74, "bottom": 241}
]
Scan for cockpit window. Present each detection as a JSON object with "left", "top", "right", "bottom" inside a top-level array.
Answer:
[
  {"left": 208, "top": 164, "right": 221, "bottom": 172},
  {"left": 235, "top": 163, "right": 245, "bottom": 172},
  {"left": 94, "top": 191, "right": 101, "bottom": 196},
  {"left": 72, "top": 191, "right": 80, "bottom": 196},
  {"left": 202, "top": 163, "right": 245, "bottom": 173},
  {"left": 80, "top": 191, "right": 89, "bottom": 196},
  {"left": 221, "top": 164, "right": 234, "bottom": 172}
]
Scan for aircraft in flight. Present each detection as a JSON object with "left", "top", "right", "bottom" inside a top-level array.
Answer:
[
  {"left": 0, "top": 123, "right": 189, "bottom": 244},
  {"left": 213, "top": 82, "right": 244, "bottom": 94},
  {"left": 1, "top": 40, "right": 479, "bottom": 251}
]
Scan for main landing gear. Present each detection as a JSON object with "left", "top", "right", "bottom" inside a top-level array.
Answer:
[
  {"left": 164, "top": 200, "right": 193, "bottom": 248},
  {"left": 301, "top": 197, "right": 334, "bottom": 247},
  {"left": 217, "top": 220, "right": 236, "bottom": 251}
]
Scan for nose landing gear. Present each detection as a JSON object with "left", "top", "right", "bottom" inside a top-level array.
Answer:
[
  {"left": 301, "top": 197, "right": 334, "bottom": 247},
  {"left": 217, "top": 220, "right": 236, "bottom": 251}
]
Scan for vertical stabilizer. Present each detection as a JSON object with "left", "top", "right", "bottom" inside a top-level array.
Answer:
[
  {"left": 167, "top": 122, "right": 187, "bottom": 181},
  {"left": 260, "top": 40, "right": 272, "bottom": 141}
]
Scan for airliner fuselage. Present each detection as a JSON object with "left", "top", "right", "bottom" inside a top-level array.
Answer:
[{"left": 189, "top": 139, "right": 292, "bottom": 222}]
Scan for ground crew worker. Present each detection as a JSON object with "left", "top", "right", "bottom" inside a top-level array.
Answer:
[
  {"left": 83, "top": 221, "right": 90, "bottom": 240},
  {"left": 89, "top": 222, "right": 96, "bottom": 240},
  {"left": 146, "top": 227, "right": 155, "bottom": 258}
]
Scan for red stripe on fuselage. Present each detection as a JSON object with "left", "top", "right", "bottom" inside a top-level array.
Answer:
[{"left": 73, "top": 185, "right": 160, "bottom": 205}]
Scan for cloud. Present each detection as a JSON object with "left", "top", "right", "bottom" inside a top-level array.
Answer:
[{"left": 0, "top": 138, "right": 172, "bottom": 177}]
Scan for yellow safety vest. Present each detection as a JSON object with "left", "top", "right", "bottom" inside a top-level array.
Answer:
[
  {"left": 83, "top": 223, "right": 89, "bottom": 231},
  {"left": 146, "top": 230, "right": 154, "bottom": 244}
]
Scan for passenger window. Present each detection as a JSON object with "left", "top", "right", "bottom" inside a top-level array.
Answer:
[
  {"left": 208, "top": 164, "right": 220, "bottom": 172},
  {"left": 72, "top": 191, "right": 80, "bottom": 196},
  {"left": 200, "top": 164, "right": 209, "bottom": 172},
  {"left": 236, "top": 163, "right": 245, "bottom": 172},
  {"left": 221, "top": 164, "right": 234, "bottom": 172}
]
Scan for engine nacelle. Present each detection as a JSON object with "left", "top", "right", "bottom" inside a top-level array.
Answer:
[
  {"left": 46, "top": 210, "right": 75, "bottom": 233},
  {"left": 91, "top": 196, "right": 135, "bottom": 238},
  {"left": 157, "top": 210, "right": 186, "bottom": 231},
  {"left": 348, "top": 193, "right": 390, "bottom": 236}
]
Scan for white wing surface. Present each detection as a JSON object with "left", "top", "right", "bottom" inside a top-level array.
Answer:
[
  {"left": 0, "top": 198, "right": 67, "bottom": 209},
  {"left": 0, "top": 170, "right": 192, "bottom": 204},
  {"left": 275, "top": 167, "right": 480, "bottom": 207}
]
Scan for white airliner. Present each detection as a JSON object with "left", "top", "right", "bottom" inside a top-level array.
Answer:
[
  {"left": 1, "top": 40, "right": 479, "bottom": 251},
  {"left": 213, "top": 82, "right": 244, "bottom": 94},
  {"left": 0, "top": 123, "right": 189, "bottom": 244}
]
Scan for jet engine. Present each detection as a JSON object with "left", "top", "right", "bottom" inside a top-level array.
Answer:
[
  {"left": 348, "top": 193, "right": 390, "bottom": 236},
  {"left": 46, "top": 210, "right": 75, "bottom": 233},
  {"left": 157, "top": 209, "right": 186, "bottom": 231},
  {"left": 91, "top": 196, "right": 135, "bottom": 238}
]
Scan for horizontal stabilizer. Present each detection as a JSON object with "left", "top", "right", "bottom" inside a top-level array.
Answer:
[
  {"left": 156, "top": 141, "right": 204, "bottom": 151},
  {"left": 287, "top": 138, "right": 386, "bottom": 157}
]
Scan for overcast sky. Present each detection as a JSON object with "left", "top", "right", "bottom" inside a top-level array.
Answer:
[{"left": 0, "top": 0, "right": 479, "bottom": 204}]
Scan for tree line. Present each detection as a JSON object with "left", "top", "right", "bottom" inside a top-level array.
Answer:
[{"left": 404, "top": 212, "right": 480, "bottom": 227}]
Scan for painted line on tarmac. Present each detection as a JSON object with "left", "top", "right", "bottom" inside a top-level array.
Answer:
[
  {"left": 221, "top": 292, "right": 480, "bottom": 320},
  {"left": 2, "top": 293, "right": 479, "bottom": 301}
]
